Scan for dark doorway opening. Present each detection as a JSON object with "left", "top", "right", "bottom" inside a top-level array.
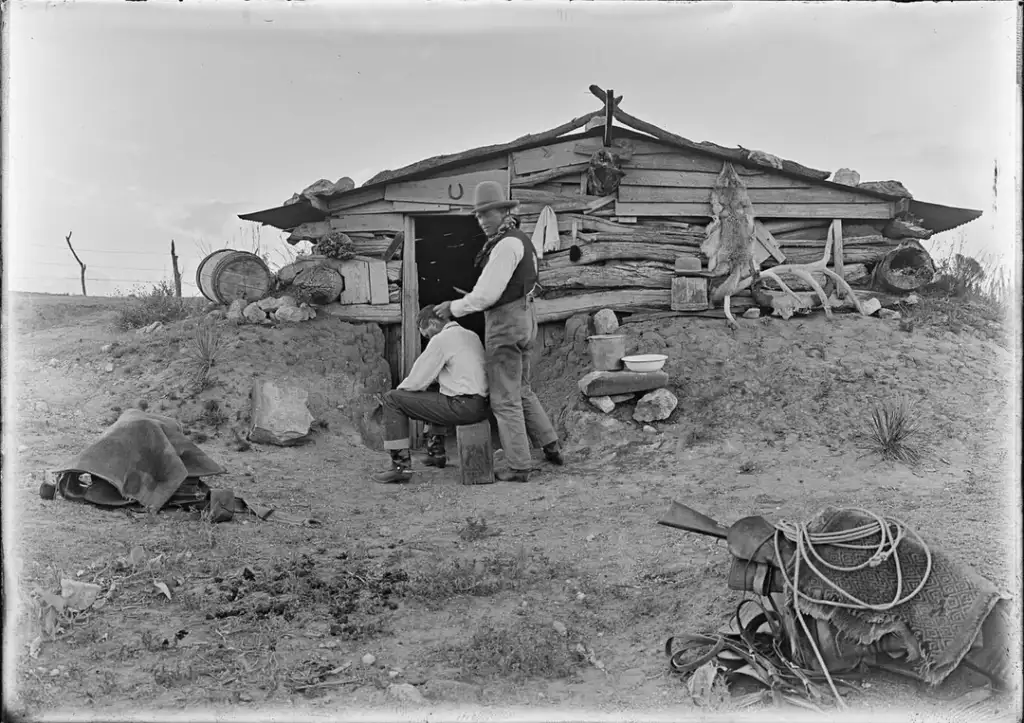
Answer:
[{"left": 414, "top": 215, "right": 487, "bottom": 351}]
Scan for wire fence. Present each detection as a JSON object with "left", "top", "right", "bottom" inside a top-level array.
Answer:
[{"left": 9, "top": 235, "right": 299, "bottom": 296}]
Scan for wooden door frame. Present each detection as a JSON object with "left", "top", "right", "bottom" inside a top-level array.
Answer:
[{"left": 400, "top": 215, "right": 423, "bottom": 448}]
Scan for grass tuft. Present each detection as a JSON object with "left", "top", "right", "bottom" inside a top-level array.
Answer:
[
  {"left": 445, "top": 617, "right": 586, "bottom": 681},
  {"left": 866, "top": 396, "right": 922, "bottom": 464}
]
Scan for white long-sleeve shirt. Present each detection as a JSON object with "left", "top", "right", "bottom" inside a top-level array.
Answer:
[
  {"left": 450, "top": 235, "right": 525, "bottom": 318},
  {"left": 397, "top": 322, "right": 488, "bottom": 397}
]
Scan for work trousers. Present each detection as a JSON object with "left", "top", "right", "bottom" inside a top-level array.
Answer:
[
  {"left": 382, "top": 388, "right": 489, "bottom": 450},
  {"left": 484, "top": 295, "right": 558, "bottom": 470}
]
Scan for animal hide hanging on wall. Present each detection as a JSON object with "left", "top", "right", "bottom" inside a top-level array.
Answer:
[
  {"left": 586, "top": 149, "right": 626, "bottom": 196},
  {"left": 700, "top": 162, "right": 757, "bottom": 302}
]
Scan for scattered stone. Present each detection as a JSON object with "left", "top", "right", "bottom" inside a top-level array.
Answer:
[
  {"left": 608, "top": 393, "right": 634, "bottom": 403},
  {"left": 578, "top": 370, "right": 669, "bottom": 397},
  {"left": 35, "top": 402, "right": 50, "bottom": 413},
  {"left": 379, "top": 526, "right": 392, "bottom": 537},
  {"left": 104, "top": 363, "right": 115, "bottom": 373},
  {"left": 585, "top": 534, "right": 596, "bottom": 542},
  {"left": 642, "top": 425, "right": 657, "bottom": 434},
  {"left": 48, "top": 358, "right": 59, "bottom": 367},
  {"left": 238, "top": 692, "right": 253, "bottom": 703},
  {"left": 138, "top": 321, "right": 163, "bottom": 335},
  {"left": 242, "top": 302, "right": 268, "bottom": 324},
  {"left": 832, "top": 168, "right": 861, "bottom": 186},
  {"left": 60, "top": 579, "right": 102, "bottom": 611},
  {"left": 207, "top": 309, "right": 226, "bottom": 320},
  {"left": 388, "top": 670, "right": 400, "bottom": 679},
  {"left": 878, "top": 309, "right": 902, "bottom": 320},
  {"left": 905, "top": 293, "right": 920, "bottom": 306},
  {"left": 576, "top": 591, "right": 587, "bottom": 602},
  {"left": 592, "top": 308, "right": 619, "bottom": 335},
  {"left": 861, "top": 298, "right": 882, "bottom": 316},
  {"left": 587, "top": 396, "right": 616, "bottom": 414},
  {"left": 552, "top": 621, "right": 568, "bottom": 637},
  {"left": 100, "top": 344, "right": 112, "bottom": 353},
  {"left": 742, "top": 308, "right": 761, "bottom": 319},
  {"left": 275, "top": 304, "right": 315, "bottom": 323},
  {"left": 226, "top": 299, "right": 246, "bottom": 322},
  {"left": 386, "top": 683, "right": 424, "bottom": 705},
  {"left": 362, "top": 653, "right": 377, "bottom": 666},
  {"left": 633, "top": 388, "right": 678, "bottom": 423},
  {"left": 248, "top": 380, "right": 314, "bottom": 446}
]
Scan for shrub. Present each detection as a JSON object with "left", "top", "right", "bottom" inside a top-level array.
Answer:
[{"left": 114, "top": 280, "right": 195, "bottom": 331}]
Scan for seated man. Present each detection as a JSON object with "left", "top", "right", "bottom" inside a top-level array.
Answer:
[{"left": 373, "top": 306, "right": 490, "bottom": 484}]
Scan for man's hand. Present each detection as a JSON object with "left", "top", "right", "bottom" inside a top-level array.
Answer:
[{"left": 434, "top": 300, "right": 453, "bottom": 320}]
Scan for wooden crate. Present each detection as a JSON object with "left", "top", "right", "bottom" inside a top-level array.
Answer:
[
  {"left": 671, "top": 276, "right": 709, "bottom": 311},
  {"left": 456, "top": 421, "right": 494, "bottom": 486}
]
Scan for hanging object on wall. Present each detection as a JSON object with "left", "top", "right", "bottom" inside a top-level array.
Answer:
[{"left": 586, "top": 149, "right": 626, "bottom": 197}]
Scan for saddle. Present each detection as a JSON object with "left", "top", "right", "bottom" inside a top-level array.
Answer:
[
  {"left": 658, "top": 501, "right": 790, "bottom": 596},
  {"left": 658, "top": 501, "right": 1014, "bottom": 690}
]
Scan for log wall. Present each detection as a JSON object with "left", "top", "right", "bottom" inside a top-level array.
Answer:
[{"left": 280, "top": 132, "right": 925, "bottom": 359}]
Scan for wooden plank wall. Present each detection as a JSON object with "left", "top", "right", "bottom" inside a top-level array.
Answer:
[{"left": 510, "top": 135, "right": 893, "bottom": 220}]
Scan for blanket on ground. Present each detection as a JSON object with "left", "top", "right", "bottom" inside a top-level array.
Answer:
[
  {"left": 53, "top": 410, "right": 226, "bottom": 510},
  {"left": 786, "top": 506, "right": 1005, "bottom": 686}
]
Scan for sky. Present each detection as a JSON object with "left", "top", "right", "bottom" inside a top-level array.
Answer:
[{"left": 4, "top": 0, "right": 1020, "bottom": 298}]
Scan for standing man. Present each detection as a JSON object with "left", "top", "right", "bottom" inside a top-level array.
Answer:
[
  {"left": 434, "top": 181, "right": 564, "bottom": 483},
  {"left": 373, "top": 306, "right": 490, "bottom": 484}
]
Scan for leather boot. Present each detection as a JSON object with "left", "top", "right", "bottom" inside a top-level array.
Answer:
[
  {"left": 496, "top": 468, "right": 531, "bottom": 483},
  {"left": 372, "top": 449, "right": 413, "bottom": 484},
  {"left": 543, "top": 441, "right": 564, "bottom": 466},
  {"left": 424, "top": 434, "right": 447, "bottom": 469}
]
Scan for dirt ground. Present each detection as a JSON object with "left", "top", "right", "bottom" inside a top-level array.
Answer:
[{"left": 3, "top": 291, "right": 1020, "bottom": 721}]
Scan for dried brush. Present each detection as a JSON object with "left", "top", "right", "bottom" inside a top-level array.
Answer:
[{"left": 866, "top": 396, "right": 922, "bottom": 464}]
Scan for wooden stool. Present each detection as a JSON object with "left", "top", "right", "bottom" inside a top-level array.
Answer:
[{"left": 456, "top": 421, "right": 494, "bottom": 486}]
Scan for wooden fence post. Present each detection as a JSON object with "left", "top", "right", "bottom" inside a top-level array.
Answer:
[{"left": 64, "top": 232, "right": 87, "bottom": 296}]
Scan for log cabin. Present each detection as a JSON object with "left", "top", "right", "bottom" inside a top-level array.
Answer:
[{"left": 239, "top": 85, "right": 983, "bottom": 394}]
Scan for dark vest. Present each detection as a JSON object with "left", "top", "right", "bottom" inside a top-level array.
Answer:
[{"left": 489, "top": 228, "right": 538, "bottom": 309}]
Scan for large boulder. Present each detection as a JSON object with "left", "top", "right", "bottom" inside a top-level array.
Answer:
[{"left": 248, "top": 380, "right": 315, "bottom": 446}]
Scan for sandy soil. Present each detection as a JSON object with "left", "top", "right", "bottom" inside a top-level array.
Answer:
[{"left": 3, "top": 292, "right": 1019, "bottom": 721}]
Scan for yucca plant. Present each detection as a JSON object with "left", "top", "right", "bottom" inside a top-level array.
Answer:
[
  {"left": 866, "top": 396, "right": 922, "bottom": 464},
  {"left": 187, "top": 320, "right": 223, "bottom": 392}
]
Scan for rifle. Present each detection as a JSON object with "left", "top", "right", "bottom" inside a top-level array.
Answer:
[{"left": 658, "top": 501, "right": 787, "bottom": 594}]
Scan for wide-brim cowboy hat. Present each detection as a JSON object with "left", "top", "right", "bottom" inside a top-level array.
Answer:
[{"left": 470, "top": 180, "right": 519, "bottom": 214}]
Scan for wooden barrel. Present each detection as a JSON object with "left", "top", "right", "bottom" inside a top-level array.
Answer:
[{"left": 196, "top": 250, "right": 272, "bottom": 304}]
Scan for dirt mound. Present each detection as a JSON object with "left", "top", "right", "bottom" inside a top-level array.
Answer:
[
  {"left": 534, "top": 311, "right": 1012, "bottom": 464},
  {"left": 64, "top": 313, "right": 392, "bottom": 451}
]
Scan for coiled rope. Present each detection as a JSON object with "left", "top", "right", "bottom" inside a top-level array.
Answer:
[{"left": 771, "top": 507, "right": 933, "bottom": 708}]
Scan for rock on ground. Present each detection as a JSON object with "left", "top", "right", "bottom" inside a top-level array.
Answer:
[
  {"left": 633, "top": 388, "right": 678, "bottom": 423},
  {"left": 248, "top": 380, "right": 314, "bottom": 446},
  {"left": 226, "top": 299, "right": 246, "bottom": 321},
  {"left": 587, "top": 396, "right": 616, "bottom": 414},
  {"left": 386, "top": 683, "right": 424, "bottom": 705},
  {"left": 592, "top": 308, "right": 619, "bottom": 335}
]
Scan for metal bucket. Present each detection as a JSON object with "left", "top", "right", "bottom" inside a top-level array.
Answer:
[
  {"left": 196, "top": 250, "right": 272, "bottom": 305},
  {"left": 588, "top": 334, "right": 626, "bottom": 371}
]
